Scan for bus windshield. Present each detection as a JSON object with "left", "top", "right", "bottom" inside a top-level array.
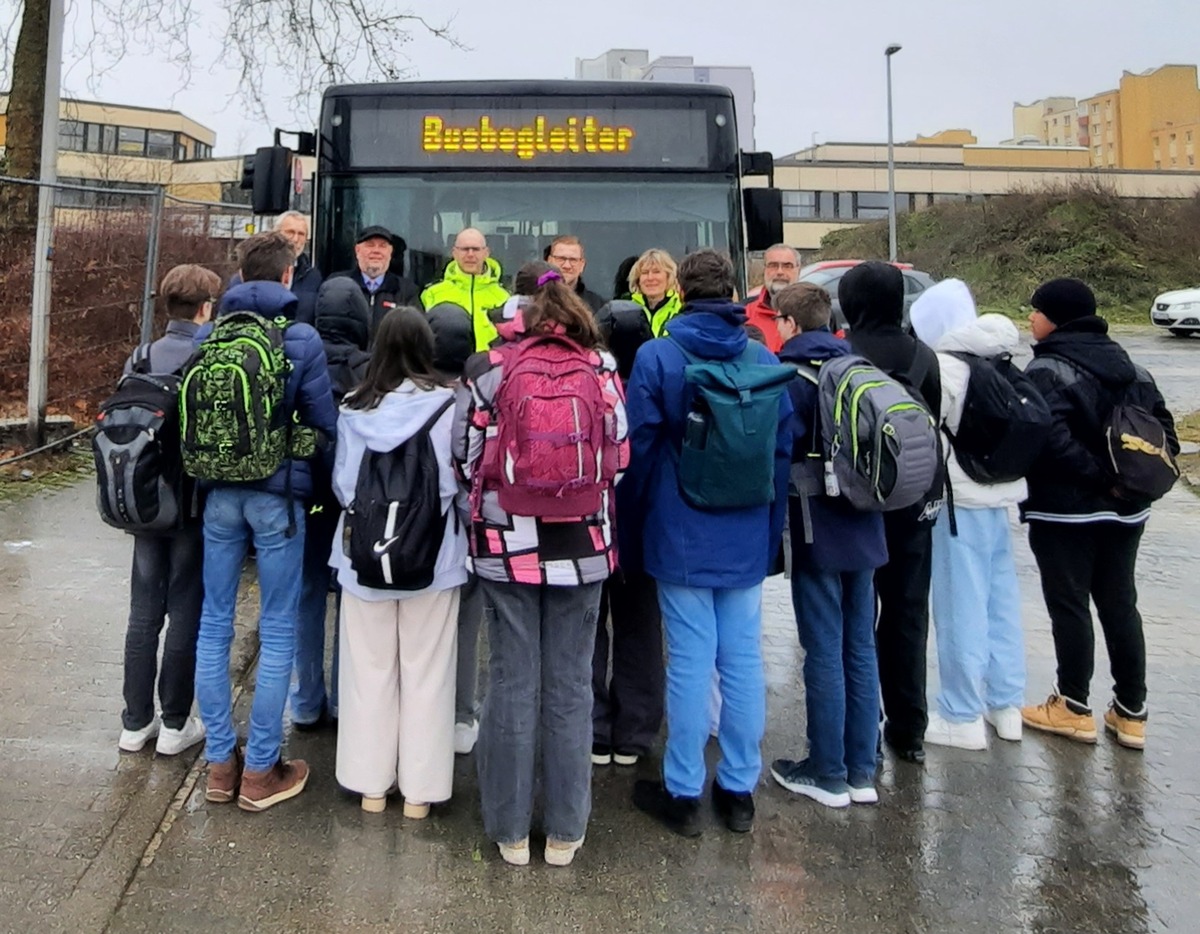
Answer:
[{"left": 317, "top": 173, "right": 740, "bottom": 303}]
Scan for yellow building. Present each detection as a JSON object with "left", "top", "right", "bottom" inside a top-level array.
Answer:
[
  {"left": 914, "top": 129, "right": 977, "bottom": 146},
  {"left": 1151, "top": 122, "right": 1199, "bottom": 170},
  {"left": 1078, "top": 65, "right": 1200, "bottom": 169},
  {"left": 1081, "top": 89, "right": 1121, "bottom": 167},
  {"left": 771, "top": 140, "right": 1200, "bottom": 254},
  {"left": 1010, "top": 97, "right": 1077, "bottom": 145}
]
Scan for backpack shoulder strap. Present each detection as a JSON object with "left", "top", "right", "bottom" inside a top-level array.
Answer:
[
  {"left": 130, "top": 342, "right": 153, "bottom": 375},
  {"left": 907, "top": 342, "right": 935, "bottom": 393},
  {"left": 420, "top": 395, "right": 456, "bottom": 435},
  {"left": 794, "top": 361, "right": 821, "bottom": 386},
  {"left": 666, "top": 335, "right": 701, "bottom": 367}
]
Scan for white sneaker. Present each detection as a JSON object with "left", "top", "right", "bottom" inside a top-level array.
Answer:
[
  {"left": 119, "top": 716, "right": 161, "bottom": 752},
  {"left": 155, "top": 717, "right": 206, "bottom": 756},
  {"left": 985, "top": 706, "right": 1023, "bottom": 742},
  {"left": 924, "top": 712, "right": 987, "bottom": 751},
  {"left": 454, "top": 720, "right": 479, "bottom": 755},
  {"left": 498, "top": 838, "right": 530, "bottom": 867},
  {"left": 545, "top": 836, "right": 585, "bottom": 867}
]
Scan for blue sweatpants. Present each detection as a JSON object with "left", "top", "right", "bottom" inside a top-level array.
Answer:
[
  {"left": 657, "top": 581, "right": 765, "bottom": 799},
  {"left": 931, "top": 506, "right": 1025, "bottom": 722}
]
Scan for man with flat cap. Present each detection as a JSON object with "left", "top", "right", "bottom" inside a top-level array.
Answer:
[{"left": 330, "top": 225, "right": 419, "bottom": 338}]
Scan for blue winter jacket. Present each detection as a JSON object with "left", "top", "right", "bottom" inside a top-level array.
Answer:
[
  {"left": 197, "top": 281, "right": 338, "bottom": 502},
  {"left": 777, "top": 329, "right": 888, "bottom": 573},
  {"left": 623, "top": 299, "right": 792, "bottom": 589}
]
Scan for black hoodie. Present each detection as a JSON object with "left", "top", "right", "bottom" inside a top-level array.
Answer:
[
  {"left": 1022, "top": 315, "right": 1178, "bottom": 523},
  {"left": 314, "top": 278, "right": 372, "bottom": 406}
]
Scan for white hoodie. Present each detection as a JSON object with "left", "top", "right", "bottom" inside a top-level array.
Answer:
[
  {"left": 909, "top": 280, "right": 1028, "bottom": 510},
  {"left": 330, "top": 380, "right": 468, "bottom": 601}
]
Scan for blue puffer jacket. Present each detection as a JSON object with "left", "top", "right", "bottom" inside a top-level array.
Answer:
[
  {"left": 777, "top": 328, "right": 888, "bottom": 573},
  {"left": 198, "top": 280, "right": 338, "bottom": 502},
  {"left": 623, "top": 299, "right": 792, "bottom": 589}
]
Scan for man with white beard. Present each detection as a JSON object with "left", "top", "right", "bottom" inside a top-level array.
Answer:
[{"left": 743, "top": 244, "right": 801, "bottom": 352}]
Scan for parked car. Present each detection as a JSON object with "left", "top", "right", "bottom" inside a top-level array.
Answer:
[
  {"left": 1150, "top": 287, "right": 1200, "bottom": 337},
  {"left": 798, "top": 260, "right": 936, "bottom": 332}
]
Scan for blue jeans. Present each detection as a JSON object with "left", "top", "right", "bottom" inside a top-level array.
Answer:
[
  {"left": 476, "top": 579, "right": 602, "bottom": 845},
  {"left": 790, "top": 567, "right": 880, "bottom": 783},
  {"left": 292, "top": 504, "right": 339, "bottom": 723},
  {"left": 195, "top": 488, "right": 305, "bottom": 772},
  {"left": 932, "top": 507, "right": 1025, "bottom": 721},
  {"left": 657, "top": 581, "right": 765, "bottom": 798}
]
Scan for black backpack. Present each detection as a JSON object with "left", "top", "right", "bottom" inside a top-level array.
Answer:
[
  {"left": 596, "top": 300, "right": 654, "bottom": 381},
  {"left": 93, "top": 344, "right": 186, "bottom": 533},
  {"left": 344, "top": 397, "right": 456, "bottom": 590},
  {"left": 943, "top": 352, "right": 1053, "bottom": 484},
  {"left": 1105, "top": 401, "right": 1179, "bottom": 502}
]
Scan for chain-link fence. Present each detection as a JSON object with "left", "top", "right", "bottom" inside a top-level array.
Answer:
[{"left": 0, "top": 176, "right": 258, "bottom": 454}]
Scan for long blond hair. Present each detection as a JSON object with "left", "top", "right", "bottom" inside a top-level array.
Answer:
[{"left": 627, "top": 248, "right": 678, "bottom": 296}]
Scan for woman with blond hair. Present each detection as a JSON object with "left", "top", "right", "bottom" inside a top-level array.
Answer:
[
  {"left": 455, "top": 265, "right": 629, "bottom": 868},
  {"left": 629, "top": 248, "right": 682, "bottom": 336}
]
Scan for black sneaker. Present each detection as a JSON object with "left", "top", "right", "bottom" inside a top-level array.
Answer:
[
  {"left": 591, "top": 743, "right": 613, "bottom": 766},
  {"left": 633, "top": 780, "right": 702, "bottom": 838},
  {"left": 711, "top": 781, "right": 755, "bottom": 833},
  {"left": 883, "top": 727, "right": 925, "bottom": 764},
  {"left": 292, "top": 700, "right": 330, "bottom": 733}
]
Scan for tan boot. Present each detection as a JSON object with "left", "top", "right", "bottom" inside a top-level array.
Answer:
[
  {"left": 205, "top": 747, "right": 243, "bottom": 803},
  {"left": 1021, "top": 695, "right": 1097, "bottom": 743},
  {"left": 237, "top": 759, "right": 310, "bottom": 812},
  {"left": 1104, "top": 705, "right": 1146, "bottom": 750}
]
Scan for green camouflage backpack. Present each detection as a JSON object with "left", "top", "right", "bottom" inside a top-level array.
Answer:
[{"left": 179, "top": 311, "right": 313, "bottom": 482}]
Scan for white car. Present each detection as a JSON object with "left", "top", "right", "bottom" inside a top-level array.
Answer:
[{"left": 1150, "top": 287, "right": 1200, "bottom": 337}]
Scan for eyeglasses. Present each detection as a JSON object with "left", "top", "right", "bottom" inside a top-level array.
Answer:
[
  {"left": 549, "top": 254, "right": 583, "bottom": 266},
  {"left": 765, "top": 262, "right": 798, "bottom": 271}
]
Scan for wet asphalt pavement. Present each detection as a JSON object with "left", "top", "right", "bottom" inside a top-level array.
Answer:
[{"left": 1, "top": 329, "right": 1198, "bottom": 933}]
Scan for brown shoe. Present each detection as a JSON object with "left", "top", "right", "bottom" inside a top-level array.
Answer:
[
  {"left": 237, "top": 758, "right": 310, "bottom": 812},
  {"left": 205, "top": 747, "right": 243, "bottom": 804},
  {"left": 1021, "top": 694, "right": 1097, "bottom": 743},
  {"left": 1104, "top": 705, "right": 1146, "bottom": 750}
]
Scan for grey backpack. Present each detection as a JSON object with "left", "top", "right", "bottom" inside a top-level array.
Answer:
[{"left": 796, "top": 354, "right": 940, "bottom": 516}]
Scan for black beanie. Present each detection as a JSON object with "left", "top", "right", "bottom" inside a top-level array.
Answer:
[
  {"left": 1031, "top": 278, "right": 1096, "bottom": 326},
  {"left": 427, "top": 302, "right": 475, "bottom": 376},
  {"left": 838, "top": 261, "right": 905, "bottom": 329}
]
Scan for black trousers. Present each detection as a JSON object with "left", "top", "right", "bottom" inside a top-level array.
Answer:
[
  {"left": 1027, "top": 521, "right": 1147, "bottom": 712},
  {"left": 122, "top": 526, "right": 204, "bottom": 730},
  {"left": 591, "top": 569, "right": 664, "bottom": 754},
  {"left": 875, "top": 512, "right": 934, "bottom": 748}
]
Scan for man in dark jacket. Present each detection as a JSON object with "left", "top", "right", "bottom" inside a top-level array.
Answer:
[
  {"left": 545, "top": 235, "right": 606, "bottom": 313},
  {"left": 769, "top": 282, "right": 888, "bottom": 808},
  {"left": 329, "top": 225, "right": 419, "bottom": 338},
  {"left": 1019, "top": 278, "right": 1178, "bottom": 752},
  {"left": 291, "top": 277, "right": 373, "bottom": 731},
  {"left": 841, "top": 261, "right": 943, "bottom": 765},
  {"left": 626, "top": 249, "right": 792, "bottom": 837},
  {"left": 227, "top": 211, "right": 323, "bottom": 324},
  {"left": 193, "top": 231, "right": 338, "bottom": 812}
]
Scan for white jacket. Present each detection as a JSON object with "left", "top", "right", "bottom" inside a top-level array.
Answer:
[
  {"left": 330, "top": 381, "right": 468, "bottom": 601},
  {"left": 910, "top": 281, "right": 1028, "bottom": 510}
]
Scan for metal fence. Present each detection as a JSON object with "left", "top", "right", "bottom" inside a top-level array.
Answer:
[{"left": 0, "top": 175, "right": 260, "bottom": 453}]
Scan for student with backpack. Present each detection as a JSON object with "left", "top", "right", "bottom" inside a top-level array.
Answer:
[
  {"left": 99, "top": 264, "right": 221, "bottom": 755},
  {"left": 910, "top": 279, "right": 1048, "bottom": 750},
  {"left": 454, "top": 268, "right": 628, "bottom": 867},
  {"left": 290, "top": 278, "right": 374, "bottom": 731},
  {"left": 187, "top": 231, "right": 338, "bottom": 812},
  {"left": 1019, "top": 278, "right": 1179, "bottom": 751},
  {"left": 624, "top": 249, "right": 793, "bottom": 837},
  {"left": 841, "top": 261, "right": 944, "bottom": 765},
  {"left": 768, "top": 282, "right": 888, "bottom": 808},
  {"left": 331, "top": 308, "right": 466, "bottom": 815},
  {"left": 591, "top": 297, "right": 664, "bottom": 769}
]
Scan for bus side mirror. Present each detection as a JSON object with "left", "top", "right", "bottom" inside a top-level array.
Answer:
[
  {"left": 744, "top": 188, "right": 783, "bottom": 251},
  {"left": 250, "top": 145, "right": 293, "bottom": 215}
]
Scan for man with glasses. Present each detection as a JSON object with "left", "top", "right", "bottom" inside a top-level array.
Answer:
[
  {"left": 545, "top": 235, "right": 605, "bottom": 313},
  {"left": 744, "top": 244, "right": 801, "bottom": 352},
  {"left": 421, "top": 228, "right": 510, "bottom": 351}
]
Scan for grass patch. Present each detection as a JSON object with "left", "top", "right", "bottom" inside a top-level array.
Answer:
[{"left": 0, "top": 443, "right": 94, "bottom": 503}]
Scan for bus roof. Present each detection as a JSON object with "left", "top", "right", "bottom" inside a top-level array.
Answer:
[{"left": 321, "top": 80, "right": 736, "bottom": 102}]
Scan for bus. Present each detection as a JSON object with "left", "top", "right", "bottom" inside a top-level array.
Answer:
[{"left": 249, "top": 80, "right": 782, "bottom": 302}]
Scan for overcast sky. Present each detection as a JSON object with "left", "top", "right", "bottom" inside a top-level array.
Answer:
[{"left": 35, "top": 0, "right": 1200, "bottom": 158}]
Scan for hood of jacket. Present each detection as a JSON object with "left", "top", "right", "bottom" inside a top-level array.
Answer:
[
  {"left": 217, "top": 280, "right": 298, "bottom": 321},
  {"left": 839, "top": 262, "right": 905, "bottom": 331},
  {"left": 1033, "top": 315, "right": 1136, "bottom": 387},
  {"left": 314, "top": 277, "right": 371, "bottom": 350},
  {"left": 427, "top": 302, "right": 476, "bottom": 375},
  {"left": 441, "top": 257, "right": 503, "bottom": 289},
  {"left": 665, "top": 299, "right": 748, "bottom": 360},
  {"left": 934, "top": 313, "right": 1021, "bottom": 357},
  {"left": 909, "top": 278, "right": 977, "bottom": 346},
  {"left": 776, "top": 327, "right": 851, "bottom": 365},
  {"left": 338, "top": 381, "right": 456, "bottom": 453}
]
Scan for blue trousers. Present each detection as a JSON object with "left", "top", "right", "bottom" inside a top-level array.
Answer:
[
  {"left": 791, "top": 566, "right": 879, "bottom": 783},
  {"left": 292, "top": 504, "right": 339, "bottom": 723},
  {"left": 931, "top": 507, "right": 1025, "bottom": 722},
  {"left": 657, "top": 581, "right": 765, "bottom": 798},
  {"left": 195, "top": 488, "right": 305, "bottom": 772}
]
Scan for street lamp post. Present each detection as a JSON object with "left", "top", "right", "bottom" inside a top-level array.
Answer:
[{"left": 885, "top": 44, "right": 902, "bottom": 263}]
